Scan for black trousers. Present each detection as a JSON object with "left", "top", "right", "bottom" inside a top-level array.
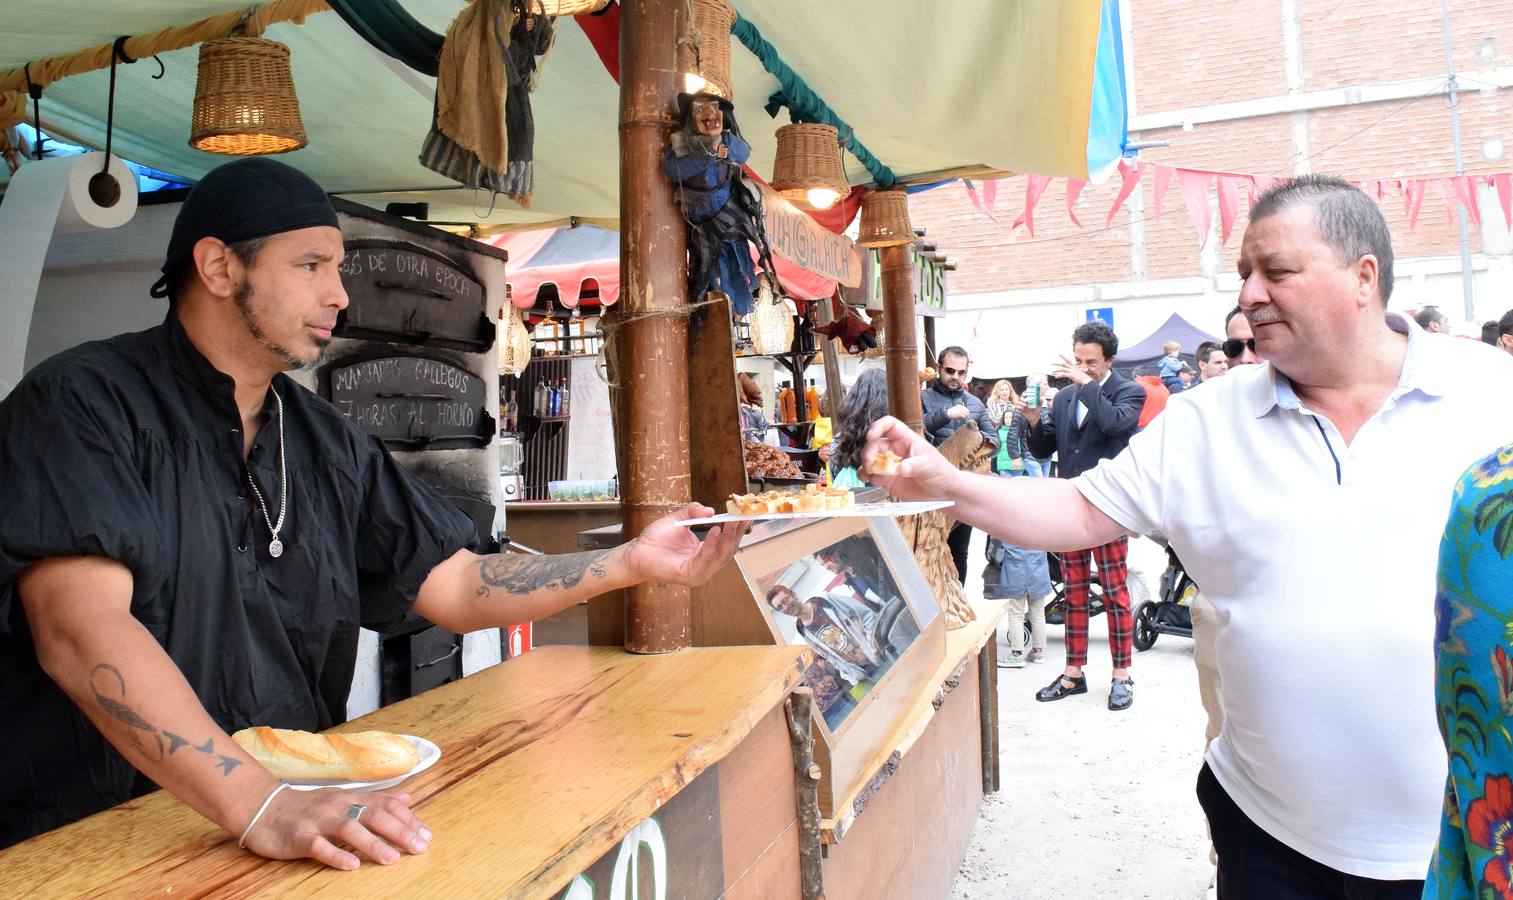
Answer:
[
  {"left": 1197, "top": 763, "right": 1424, "bottom": 900},
  {"left": 947, "top": 522, "right": 972, "bottom": 586}
]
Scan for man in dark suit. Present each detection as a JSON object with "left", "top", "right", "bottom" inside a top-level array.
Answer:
[{"left": 1023, "top": 321, "right": 1145, "bottom": 710}]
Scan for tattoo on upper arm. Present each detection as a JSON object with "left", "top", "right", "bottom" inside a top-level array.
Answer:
[
  {"left": 474, "top": 550, "right": 613, "bottom": 600},
  {"left": 89, "top": 664, "right": 242, "bottom": 775}
]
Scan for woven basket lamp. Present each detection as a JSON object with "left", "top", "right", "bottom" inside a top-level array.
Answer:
[
  {"left": 857, "top": 189, "right": 914, "bottom": 248},
  {"left": 499, "top": 306, "right": 534, "bottom": 377},
  {"left": 748, "top": 277, "right": 794, "bottom": 355},
  {"left": 190, "top": 37, "right": 307, "bottom": 155},
  {"left": 771, "top": 122, "right": 849, "bottom": 210},
  {"left": 683, "top": 0, "right": 737, "bottom": 100}
]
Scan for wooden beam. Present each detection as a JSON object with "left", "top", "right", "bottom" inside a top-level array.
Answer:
[
  {"left": 616, "top": 0, "right": 691, "bottom": 653},
  {"left": 881, "top": 244, "right": 923, "bottom": 433},
  {"left": 812, "top": 294, "right": 845, "bottom": 417}
]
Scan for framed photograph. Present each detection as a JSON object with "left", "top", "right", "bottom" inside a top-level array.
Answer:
[{"left": 735, "top": 514, "right": 944, "bottom": 810}]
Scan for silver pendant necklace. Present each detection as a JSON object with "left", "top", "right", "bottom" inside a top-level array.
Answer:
[{"left": 244, "top": 390, "right": 288, "bottom": 558}]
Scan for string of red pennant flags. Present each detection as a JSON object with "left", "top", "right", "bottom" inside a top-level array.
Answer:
[{"left": 961, "top": 161, "right": 1513, "bottom": 248}]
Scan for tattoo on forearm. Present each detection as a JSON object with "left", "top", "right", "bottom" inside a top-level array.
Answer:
[
  {"left": 89, "top": 664, "right": 242, "bottom": 776},
  {"left": 474, "top": 549, "right": 613, "bottom": 600}
]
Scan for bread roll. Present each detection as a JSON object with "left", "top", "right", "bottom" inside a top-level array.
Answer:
[{"left": 233, "top": 726, "right": 419, "bottom": 782}]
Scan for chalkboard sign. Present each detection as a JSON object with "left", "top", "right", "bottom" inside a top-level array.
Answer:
[
  {"left": 329, "top": 355, "right": 494, "bottom": 449},
  {"left": 336, "top": 241, "right": 495, "bottom": 351}
]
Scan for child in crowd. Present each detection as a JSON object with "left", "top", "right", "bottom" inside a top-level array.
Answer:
[{"left": 1158, "top": 340, "right": 1185, "bottom": 393}]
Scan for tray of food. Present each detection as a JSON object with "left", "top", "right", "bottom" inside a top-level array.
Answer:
[{"left": 676, "top": 482, "right": 951, "bottom": 526}]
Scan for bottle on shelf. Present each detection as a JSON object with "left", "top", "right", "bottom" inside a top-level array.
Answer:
[
  {"left": 548, "top": 379, "right": 560, "bottom": 417},
  {"left": 534, "top": 378, "right": 548, "bottom": 417},
  {"left": 805, "top": 379, "right": 820, "bottom": 422},
  {"left": 505, "top": 391, "right": 518, "bottom": 433},
  {"left": 559, "top": 378, "right": 571, "bottom": 417},
  {"left": 779, "top": 382, "right": 796, "bottom": 424}
]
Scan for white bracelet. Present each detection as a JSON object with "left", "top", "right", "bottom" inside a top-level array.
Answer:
[{"left": 238, "top": 782, "right": 291, "bottom": 849}]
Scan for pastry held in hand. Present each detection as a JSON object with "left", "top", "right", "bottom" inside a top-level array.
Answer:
[
  {"left": 233, "top": 726, "right": 420, "bottom": 782},
  {"left": 867, "top": 449, "right": 903, "bottom": 476}
]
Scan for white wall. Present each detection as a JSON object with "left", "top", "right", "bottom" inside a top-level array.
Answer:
[{"left": 564, "top": 354, "right": 616, "bottom": 481}]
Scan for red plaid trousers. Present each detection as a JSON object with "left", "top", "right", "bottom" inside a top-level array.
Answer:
[{"left": 1056, "top": 536, "right": 1133, "bottom": 669}]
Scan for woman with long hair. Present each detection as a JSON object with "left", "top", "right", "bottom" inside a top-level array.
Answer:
[{"left": 829, "top": 369, "right": 889, "bottom": 488}]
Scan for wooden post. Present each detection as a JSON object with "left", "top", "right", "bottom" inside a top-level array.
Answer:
[
  {"left": 812, "top": 293, "right": 845, "bottom": 417},
  {"left": 785, "top": 687, "right": 825, "bottom": 900},
  {"left": 922, "top": 316, "right": 937, "bottom": 370},
  {"left": 617, "top": 0, "right": 691, "bottom": 653},
  {"left": 881, "top": 243, "right": 923, "bottom": 433}
]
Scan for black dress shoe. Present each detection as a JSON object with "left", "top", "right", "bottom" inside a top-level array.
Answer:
[
  {"left": 1035, "top": 673, "right": 1087, "bottom": 702},
  {"left": 1108, "top": 677, "right": 1135, "bottom": 711}
]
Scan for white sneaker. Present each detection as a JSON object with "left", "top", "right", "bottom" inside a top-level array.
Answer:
[{"left": 999, "top": 651, "right": 1025, "bottom": 669}]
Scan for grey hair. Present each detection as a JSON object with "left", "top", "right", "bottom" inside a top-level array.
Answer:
[{"left": 1250, "top": 174, "right": 1395, "bottom": 304}]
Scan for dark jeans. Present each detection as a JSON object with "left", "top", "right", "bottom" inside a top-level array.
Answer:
[
  {"left": 947, "top": 521, "right": 972, "bottom": 585},
  {"left": 1197, "top": 764, "right": 1424, "bottom": 900}
]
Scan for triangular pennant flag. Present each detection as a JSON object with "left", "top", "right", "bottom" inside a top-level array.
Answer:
[
  {"left": 1494, "top": 173, "right": 1513, "bottom": 229},
  {"left": 982, "top": 179, "right": 999, "bottom": 219},
  {"left": 1151, "top": 165, "right": 1174, "bottom": 224},
  {"left": 1428, "top": 179, "right": 1454, "bottom": 224},
  {"left": 1105, "top": 160, "right": 1143, "bottom": 227},
  {"left": 1066, "top": 178, "right": 1087, "bottom": 228},
  {"left": 1247, "top": 174, "right": 1279, "bottom": 207},
  {"left": 1012, "top": 175, "right": 1053, "bottom": 235},
  {"left": 962, "top": 179, "right": 994, "bottom": 221},
  {"left": 1216, "top": 174, "right": 1242, "bottom": 245},
  {"left": 1404, "top": 180, "right": 1426, "bottom": 231},
  {"left": 1453, "top": 175, "right": 1482, "bottom": 229},
  {"left": 1177, "top": 169, "right": 1214, "bottom": 248}
]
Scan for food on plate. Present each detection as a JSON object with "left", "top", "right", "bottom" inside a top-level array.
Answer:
[
  {"left": 232, "top": 726, "right": 419, "bottom": 782},
  {"left": 867, "top": 449, "right": 903, "bottom": 476},
  {"left": 726, "top": 483, "right": 853, "bottom": 517},
  {"left": 742, "top": 440, "right": 803, "bottom": 479}
]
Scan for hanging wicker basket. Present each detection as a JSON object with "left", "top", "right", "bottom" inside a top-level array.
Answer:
[
  {"left": 748, "top": 278, "right": 794, "bottom": 355},
  {"left": 688, "top": 0, "right": 737, "bottom": 100},
  {"left": 530, "top": 0, "right": 611, "bottom": 14},
  {"left": 857, "top": 188, "right": 914, "bottom": 248},
  {"left": 771, "top": 123, "right": 849, "bottom": 210},
  {"left": 499, "top": 307, "right": 534, "bottom": 376},
  {"left": 190, "top": 37, "right": 307, "bottom": 156}
]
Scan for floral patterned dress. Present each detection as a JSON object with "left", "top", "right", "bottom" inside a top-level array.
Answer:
[{"left": 1429, "top": 443, "right": 1513, "bottom": 899}]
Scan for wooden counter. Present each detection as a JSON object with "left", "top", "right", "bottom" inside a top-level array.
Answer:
[{"left": 0, "top": 644, "right": 810, "bottom": 898}]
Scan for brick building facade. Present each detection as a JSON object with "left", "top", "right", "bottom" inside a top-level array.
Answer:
[{"left": 912, "top": 0, "right": 1513, "bottom": 376}]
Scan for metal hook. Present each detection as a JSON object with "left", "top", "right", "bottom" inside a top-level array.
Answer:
[{"left": 149, "top": 56, "right": 165, "bottom": 79}]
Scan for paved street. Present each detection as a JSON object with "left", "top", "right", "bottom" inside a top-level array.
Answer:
[{"left": 952, "top": 535, "right": 1214, "bottom": 900}]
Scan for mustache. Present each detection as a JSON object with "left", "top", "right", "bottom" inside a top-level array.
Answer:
[{"left": 1247, "top": 309, "right": 1283, "bottom": 326}]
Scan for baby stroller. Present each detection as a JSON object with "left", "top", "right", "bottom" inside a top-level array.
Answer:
[
  {"left": 1132, "top": 534, "right": 1195, "bottom": 651},
  {"left": 988, "top": 545, "right": 1148, "bottom": 649}
]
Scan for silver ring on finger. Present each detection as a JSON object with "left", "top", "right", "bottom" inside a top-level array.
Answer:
[{"left": 346, "top": 803, "right": 367, "bottom": 822}]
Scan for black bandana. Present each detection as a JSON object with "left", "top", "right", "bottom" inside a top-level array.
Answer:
[{"left": 149, "top": 158, "right": 339, "bottom": 299}]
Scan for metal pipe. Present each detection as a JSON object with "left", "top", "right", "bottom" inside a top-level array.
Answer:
[
  {"left": 881, "top": 244, "right": 924, "bottom": 433},
  {"left": 1441, "top": 0, "right": 1477, "bottom": 322},
  {"left": 617, "top": 0, "right": 691, "bottom": 653}
]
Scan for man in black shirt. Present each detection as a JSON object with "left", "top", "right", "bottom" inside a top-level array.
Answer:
[{"left": 0, "top": 159, "right": 742, "bottom": 868}]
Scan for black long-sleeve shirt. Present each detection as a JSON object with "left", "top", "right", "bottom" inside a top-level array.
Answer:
[{"left": 0, "top": 314, "right": 475, "bottom": 847}]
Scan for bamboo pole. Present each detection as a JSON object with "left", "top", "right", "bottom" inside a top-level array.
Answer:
[
  {"left": 0, "top": 0, "right": 331, "bottom": 129},
  {"left": 881, "top": 244, "right": 923, "bottom": 433},
  {"left": 616, "top": 0, "right": 692, "bottom": 653},
  {"left": 812, "top": 293, "right": 845, "bottom": 418}
]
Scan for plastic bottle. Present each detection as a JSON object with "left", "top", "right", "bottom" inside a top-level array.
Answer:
[
  {"left": 779, "top": 383, "right": 797, "bottom": 424},
  {"left": 805, "top": 379, "right": 820, "bottom": 422}
]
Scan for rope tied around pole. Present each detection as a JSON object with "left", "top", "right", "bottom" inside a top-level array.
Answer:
[{"left": 596, "top": 292, "right": 727, "bottom": 390}]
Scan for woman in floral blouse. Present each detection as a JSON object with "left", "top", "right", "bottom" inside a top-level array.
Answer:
[{"left": 1428, "top": 442, "right": 1513, "bottom": 899}]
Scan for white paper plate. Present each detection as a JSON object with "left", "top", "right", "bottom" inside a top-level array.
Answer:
[
  {"left": 287, "top": 735, "right": 441, "bottom": 792},
  {"left": 676, "top": 499, "right": 954, "bottom": 527}
]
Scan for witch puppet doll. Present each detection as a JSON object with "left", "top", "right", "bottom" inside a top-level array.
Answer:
[{"left": 662, "top": 92, "right": 783, "bottom": 319}]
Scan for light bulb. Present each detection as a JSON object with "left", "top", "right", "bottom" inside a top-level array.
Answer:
[
  {"left": 806, "top": 187, "right": 840, "bottom": 209},
  {"left": 683, "top": 72, "right": 707, "bottom": 94}
]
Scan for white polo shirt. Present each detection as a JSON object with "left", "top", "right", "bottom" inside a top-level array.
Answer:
[{"left": 1075, "top": 313, "right": 1513, "bottom": 879}]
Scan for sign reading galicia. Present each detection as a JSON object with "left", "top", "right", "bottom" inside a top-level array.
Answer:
[
  {"left": 757, "top": 182, "right": 862, "bottom": 288},
  {"left": 329, "top": 356, "right": 493, "bottom": 449}
]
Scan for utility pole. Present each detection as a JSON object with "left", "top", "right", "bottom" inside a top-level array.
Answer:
[{"left": 1441, "top": 0, "right": 1477, "bottom": 323}]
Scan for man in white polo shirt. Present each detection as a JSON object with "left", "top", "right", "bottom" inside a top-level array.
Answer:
[{"left": 860, "top": 174, "right": 1513, "bottom": 897}]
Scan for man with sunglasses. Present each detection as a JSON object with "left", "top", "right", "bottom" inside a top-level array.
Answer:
[
  {"left": 1223, "top": 306, "right": 1260, "bottom": 366},
  {"left": 862, "top": 174, "right": 1513, "bottom": 898},
  {"left": 921, "top": 346, "right": 998, "bottom": 584}
]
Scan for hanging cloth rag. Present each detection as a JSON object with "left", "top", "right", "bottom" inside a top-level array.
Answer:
[
  {"left": 500, "top": 8, "right": 555, "bottom": 204},
  {"left": 420, "top": 0, "right": 511, "bottom": 193}
]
